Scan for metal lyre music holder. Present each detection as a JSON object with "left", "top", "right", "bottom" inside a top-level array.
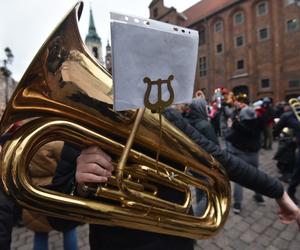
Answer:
[
  {"left": 116, "top": 75, "right": 175, "bottom": 199},
  {"left": 143, "top": 74, "right": 175, "bottom": 113}
]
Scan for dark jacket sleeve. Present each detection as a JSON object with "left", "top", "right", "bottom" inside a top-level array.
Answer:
[
  {"left": 163, "top": 108, "right": 284, "bottom": 199},
  {"left": 47, "top": 143, "right": 82, "bottom": 231},
  {"left": 273, "top": 112, "right": 289, "bottom": 137},
  {"left": 49, "top": 143, "right": 80, "bottom": 193}
]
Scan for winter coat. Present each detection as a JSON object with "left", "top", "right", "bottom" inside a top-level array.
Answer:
[
  {"left": 185, "top": 98, "right": 219, "bottom": 145},
  {"left": 274, "top": 136, "right": 297, "bottom": 165},
  {"left": 22, "top": 141, "right": 64, "bottom": 233},
  {"left": 225, "top": 119, "right": 262, "bottom": 152}
]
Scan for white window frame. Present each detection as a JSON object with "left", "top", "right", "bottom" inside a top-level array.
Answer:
[
  {"left": 235, "top": 35, "right": 245, "bottom": 48},
  {"left": 199, "top": 56, "right": 207, "bottom": 77},
  {"left": 260, "top": 78, "right": 271, "bottom": 89},
  {"left": 286, "top": 18, "right": 299, "bottom": 32},
  {"left": 236, "top": 59, "right": 245, "bottom": 70},
  {"left": 234, "top": 11, "right": 244, "bottom": 25},
  {"left": 215, "top": 20, "right": 223, "bottom": 32},
  {"left": 256, "top": 1, "right": 268, "bottom": 16},
  {"left": 216, "top": 43, "right": 224, "bottom": 54},
  {"left": 258, "top": 27, "right": 270, "bottom": 41}
]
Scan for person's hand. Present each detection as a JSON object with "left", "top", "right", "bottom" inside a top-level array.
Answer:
[
  {"left": 227, "top": 118, "right": 233, "bottom": 128},
  {"left": 276, "top": 191, "right": 300, "bottom": 230},
  {"left": 76, "top": 146, "right": 114, "bottom": 185}
]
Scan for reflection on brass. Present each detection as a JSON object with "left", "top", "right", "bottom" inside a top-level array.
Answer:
[
  {"left": 289, "top": 98, "right": 300, "bottom": 121},
  {"left": 0, "top": 2, "right": 230, "bottom": 239},
  {"left": 143, "top": 75, "right": 174, "bottom": 112}
]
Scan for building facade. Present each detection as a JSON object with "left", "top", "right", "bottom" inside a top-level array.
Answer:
[
  {"left": 149, "top": 0, "right": 300, "bottom": 103},
  {"left": 0, "top": 70, "right": 17, "bottom": 116}
]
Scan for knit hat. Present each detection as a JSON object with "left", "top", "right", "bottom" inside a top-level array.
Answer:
[
  {"left": 239, "top": 107, "right": 257, "bottom": 121},
  {"left": 253, "top": 100, "right": 263, "bottom": 108}
]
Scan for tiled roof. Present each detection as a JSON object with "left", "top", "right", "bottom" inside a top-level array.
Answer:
[{"left": 182, "top": 0, "right": 240, "bottom": 26}]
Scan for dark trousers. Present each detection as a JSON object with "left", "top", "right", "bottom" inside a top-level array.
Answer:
[
  {"left": 288, "top": 150, "right": 300, "bottom": 196},
  {"left": 0, "top": 188, "right": 21, "bottom": 250}
]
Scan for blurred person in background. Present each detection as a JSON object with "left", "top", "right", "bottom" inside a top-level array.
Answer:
[
  {"left": 273, "top": 128, "right": 297, "bottom": 183},
  {"left": 261, "top": 97, "right": 275, "bottom": 150},
  {"left": 225, "top": 106, "right": 264, "bottom": 214},
  {"left": 274, "top": 97, "right": 300, "bottom": 204}
]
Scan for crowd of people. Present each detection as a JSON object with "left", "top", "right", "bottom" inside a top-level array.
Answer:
[
  {"left": 184, "top": 88, "right": 300, "bottom": 213},
  {"left": 0, "top": 88, "right": 300, "bottom": 250}
]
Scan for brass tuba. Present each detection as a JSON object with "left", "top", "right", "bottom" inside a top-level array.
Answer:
[
  {"left": 0, "top": 2, "right": 230, "bottom": 239},
  {"left": 289, "top": 98, "right": 300, "bottom": 121}
]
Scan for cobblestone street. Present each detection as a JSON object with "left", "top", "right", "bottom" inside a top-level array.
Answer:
[{"left": 11, "top": 141, "right": 300, "bottom": 250}]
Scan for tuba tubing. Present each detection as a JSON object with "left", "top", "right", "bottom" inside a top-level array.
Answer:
[{"left": 0, "top": 2, "right": 230, "bottom": 239}]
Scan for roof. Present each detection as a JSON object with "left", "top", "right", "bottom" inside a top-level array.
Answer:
[
  {"left": 182, "top": 0, "right": 240, "bottom": 26},
  {"left": 85, "top": 8, "right": 101, "bottom": 43}
]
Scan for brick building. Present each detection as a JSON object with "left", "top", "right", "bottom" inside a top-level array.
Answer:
[{"left": 149, "top": 0, "right": 300, "bottom": 103}]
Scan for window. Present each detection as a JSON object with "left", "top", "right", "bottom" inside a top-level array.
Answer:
[
  {"left": 235, "top": 35, "right": 244, "bottom": 47},
  {"left": 261, "top": 78, "right": 270, "bottom": 88},
  {"left": 216, "top": 43, "right": 223, "bottom": 54},
  {"left": 256, "top": 2, "right": 268, "bottom": 16},
  {"left": 199, "top": 28, "right": 206, "bottom": 46},
  {"left": 215, "top": 21, "right": 223, "bottom": 32},
  {"left": 285, "top": 0, "right": 295, "bottom": 5},
  {"left": 153, "top": 8, "right": 158, "bottom": 18},
  {"left": 289, "top": 80, "right": 300, "bottom": 88},
  {"left": 234, "top": 12, "right": 244, "bottom": 25},
  {"left": 92, "top": 47, "right": 99, "bottom": 59},
  {"left": 236, "top": 59, "right": 244, "bottom": 70},
  {"left": 258, "top": 27, "right": 269, "bottom": 40},
  {"left": 286, "top": 19, "right": 299, "bottom": 32},
  {"left": 199, "top": 57, "right": 207, "bottom": 77}
]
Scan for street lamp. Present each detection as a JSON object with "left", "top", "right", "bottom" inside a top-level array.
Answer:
[{"left": 1, "top": 47, "right": 14, "bottom": 105}]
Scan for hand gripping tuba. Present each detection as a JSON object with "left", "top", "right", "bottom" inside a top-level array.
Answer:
[{"left": 0, "top": 2, "right": 230, "bottom": 239}]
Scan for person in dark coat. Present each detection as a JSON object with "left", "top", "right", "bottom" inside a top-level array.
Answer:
[
  {"left": 225, "top": 106, "right": 264, "bottom": 214},
  {"left": 184, "top": 97, "right": 219, "bottom": 215},
  {"left": 273, "top": 105, "right": 300, "bottom": 204},
  {"left": 273, "top": 128, "right": 297, "bottom": 183},
  {"left": 49, "top": 106, "right": 300, "bottom": 250},
  {"left": 185, "top": 98, "right": 219, "bottom": 146}
]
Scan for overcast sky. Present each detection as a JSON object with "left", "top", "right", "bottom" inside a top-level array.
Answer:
[{"left": 0, "top": 0, "right": 200, "bottom": 81}]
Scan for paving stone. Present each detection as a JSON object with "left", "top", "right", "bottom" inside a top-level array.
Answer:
[
  {"left": 272, "top": 220, "right": 288, "bottom": 231},
  {"left": 272, "top": 237, "right": 289, "bottom": 249},
  {"left": 230, "top": 238, "right": 249, "bottom": 250},
  {"left": 236, "top": 221, "right": 250, "bottom": 232},
  {"left": 240, "top": 229, "right": 259, "bottom": 243},
  {"left": 279, "top": 230, "right": 296, "bottom": 241},
  {"left": 256, "top": 234, "right": 273, "bottom": 247},
  {"left": 264, "top": 227, "right": 280, "bottom": 238},
  {"left": 265, "top": 246, "right": 280, "bottom": 250},
  {"left": 225, "top": 228, "right": 240, "bottom": 240}
]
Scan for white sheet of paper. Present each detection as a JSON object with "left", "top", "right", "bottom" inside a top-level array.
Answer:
[{"left": 111, "top": 12, "right": 199, "bottom": 111}]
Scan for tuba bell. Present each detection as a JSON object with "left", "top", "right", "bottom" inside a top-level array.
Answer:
[{"left": 0, "top": 2, "right": 230, "bottom": 239}]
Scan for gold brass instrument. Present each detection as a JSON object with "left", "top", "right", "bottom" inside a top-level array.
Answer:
[
  {"left": 0, "top": 2, "right": 230, "bottom": 239},
  {"left": 289, "top": 98, "right": 300, "bottom": 121}
]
